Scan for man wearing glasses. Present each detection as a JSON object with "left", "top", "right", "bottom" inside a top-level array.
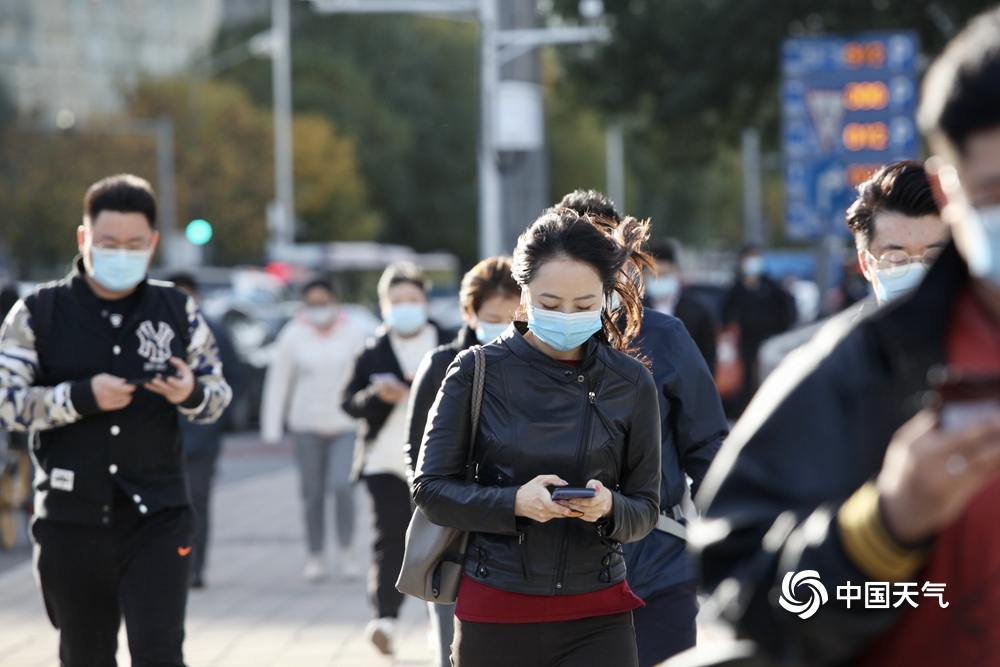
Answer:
[
  {"left": 0, "top": 174, "right": 231, "bottom": 667},
  {"left": 692, "top": 7, "right": 1000, "bottom": 664},
  {"left": 846, "top": 160, "right": 949, "bottom": 305}
]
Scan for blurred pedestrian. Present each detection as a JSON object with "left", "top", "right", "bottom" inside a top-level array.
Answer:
[
  {"left": 0, "top": 283, "right": 18, "bottom": 321},
  {"left": 722, "top": 244, "right": 795, "bottom": 416},
  {"left": 0, "top": 174, "right": 231, "bottom": 667},
  {"left": 342, "top": 262, "right": 452, "bottom": 655},
  {"left": 693, "top": 9, "right": 1000, "bottom": 664},
  {"left": 404, "top": 256, "right": 521, "bottom": 667},
  {"left": 645, "top": 238, "right": 718, "bottom": 374},
  {"left": 167, "top": 272, "right": 246, "bottom": 589},
  {"left": 560, "top": 190, "right": 728, "bottom": 666},
  {"left": 261, "top": 277, "right": 368, "bottom": 582},
  {"left": 414, "top": 207, "right": 661, "bottom": 667},
  {"left": 846, "top": 159, "right": 948, "bottom": 306}
]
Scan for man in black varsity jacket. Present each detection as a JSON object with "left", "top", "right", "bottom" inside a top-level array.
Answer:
[{"left": 0, "top": 174, "right": 232, "bottom": 667}]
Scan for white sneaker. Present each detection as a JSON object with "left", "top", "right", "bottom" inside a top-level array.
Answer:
[
  {"left": 304, "top": 555, "right": 327, "bottom": 583},
  {"left": 365, "top": 617, "right": 395, "bottom": 656},
  {"left": 339, "top": 547, "right": 362, "bottom": 581}
]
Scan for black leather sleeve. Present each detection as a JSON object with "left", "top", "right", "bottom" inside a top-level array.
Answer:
[
  {"left": 404, "top": 349, "right": 451, "bottom": 475},
  {"left": 603, "top": 365, "right": 661, "bottom": 544},
  {"left": 412, "top": 350, "right": 521, "bottom": 535}
]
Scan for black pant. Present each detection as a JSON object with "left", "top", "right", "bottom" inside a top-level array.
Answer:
[
  {"left": 453, "top": 611, "right": 637, "bottom": 667},
  {"left": 363, "top": 473, "right": 411, "bottom": 619},
  {"left": 632, "top": 580, "right": 699, "bottom": 667},
  {"left": 185, "top": 455, "right": 216, "bottom": 579},
  {"left": 32, "top": 502, "right": 196, "bottom": 667}
]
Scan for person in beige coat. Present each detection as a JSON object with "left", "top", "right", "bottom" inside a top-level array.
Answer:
[{"left": 261, "top": 277, "right": 371, "bottom": 582}]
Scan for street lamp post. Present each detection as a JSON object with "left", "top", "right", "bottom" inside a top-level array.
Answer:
[{"left": 271, "top": 0, "right": 296, "bottom": 257}]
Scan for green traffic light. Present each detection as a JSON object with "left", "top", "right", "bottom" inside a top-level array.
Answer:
[{"left": 185, "top": 219, "right": 213, "bottom": 245}]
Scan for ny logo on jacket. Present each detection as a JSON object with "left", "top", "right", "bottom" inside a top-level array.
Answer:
[{"left": 137, "top": 321, "right": 175, "bottom": 368}]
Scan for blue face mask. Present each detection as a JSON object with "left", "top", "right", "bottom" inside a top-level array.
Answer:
[
  {"left": 646, "top": 275, "right": 680, "bottom": 300},
  {"left": 385, "top": 303, "right": 427, "bottom": 335},
  {"left": 874, "top": 263, "right": 928, "bottom": 304},
  {"left": 966, "top": 205, "right": 1000, "bottom": 290},
  {"left": 89, "top": 247, "right": 151, "bottom": 292},
  {"left": 526, "top": 304, "right": 603, "bottom": 352},
  {"left": 475, "top": 321, "right": 508, "bottom": 344}
]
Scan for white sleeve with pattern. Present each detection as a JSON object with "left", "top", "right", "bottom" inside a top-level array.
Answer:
[
  {"left": 178, "top": 296, "right": 233, "bottom": 423},
  {"left": 0, "top": 300, "right": 81, "bottom": 432}
]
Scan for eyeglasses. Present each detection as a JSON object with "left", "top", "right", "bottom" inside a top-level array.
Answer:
[
  {"left": 87, "top": 232, "right": 152, "bottom": 252},
  {"left": 865, "top": 248, "right": 943, "bottom": 276}
]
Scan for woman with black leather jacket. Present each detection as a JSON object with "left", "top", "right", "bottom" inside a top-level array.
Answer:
[
  {"left": 404, "top": 255, "right": 521, "bottom": 667},
  {"left": 413, "top": 208, "right": 662, "bottom": 667}
]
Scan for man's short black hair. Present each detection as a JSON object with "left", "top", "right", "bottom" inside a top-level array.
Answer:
[
  {"left": 557, "top": 189, "right": 622, "bottom": 223},
  {"left": 845, "top": 160, "right": 939, "bottom": 252},
  {"left": 84, "top": 174, "right": 157, "bottom": 228},
  {"left": 377, "top": 262, "right": 428, "bottom": 301},
  {"left": 166, "top": 272, "right": 198, "bottom": 295},
  {"left": 647, "top": 238, "right": 679, "bottom": 265},
  {"left": 919, "top": 6, "right": 1000, "bottom": 157},
  {"left": 301, "top": 276, "right": 337, "bottom": 298}
]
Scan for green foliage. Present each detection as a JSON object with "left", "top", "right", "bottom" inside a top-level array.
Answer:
[
  {"left": 544, "top": 53, "right": 608, "bottom": 207},
  {"left": 547, "top": 0, "right": 991, "bottom": 244},
  {"left": 0, "top": 131, "right": 156, "bottom": 278},
  {"left": 215, "top": 8, "right": 479, "bottom": 265},
  {"left": 555, "top": 0, "right": 988, "bottom": 154},
  {"left": 0, "top": 77, "right": 378, "bottom": 275}
]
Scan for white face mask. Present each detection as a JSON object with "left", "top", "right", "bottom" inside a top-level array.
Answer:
[
  {"left": 965, "top": 205, "right": 1000, "bottom": 290},
  {"left": 873, "top": 263, "right": 928, "bottom": 305},
  {"left": 742, "top": 256, "right": 765, "bottom": 277},
  {"left": 304, "top": 304, "right": 336, "bottom": 327}
]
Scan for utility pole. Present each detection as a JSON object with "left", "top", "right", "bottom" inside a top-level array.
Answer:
[
  {"left": 307, "top": 0, "right": 608, "bottom": 260},
  {"left": 605, "top": 121, "right": 625, "bottom": 213},
  {"left": 271, "top": 0, "right": 296, "bottom": 256},
  {"left": 741, "top": 128, "right": 764, "bottom": 246},
  {"left": 494, "top": 0, "right": 547, "bottom": 256}
]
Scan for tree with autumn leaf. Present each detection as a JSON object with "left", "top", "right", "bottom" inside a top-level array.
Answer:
[{"left": 0, "top": 76, "right": 380, "bottom": 277}]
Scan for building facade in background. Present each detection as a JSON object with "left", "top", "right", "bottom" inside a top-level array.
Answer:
[{"left": 0, "top": 0, "right": 222, "bottom": 122}]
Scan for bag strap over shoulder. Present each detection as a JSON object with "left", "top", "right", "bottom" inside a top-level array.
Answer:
[
  {"left": 459, "top": 345, "right": 485, "bottom": 484},
  {"left": 468, "top": 345, "right": 485, "bottom": 451}
]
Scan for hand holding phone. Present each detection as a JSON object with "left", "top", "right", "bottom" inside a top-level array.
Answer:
[
  {"left": 550, "top": 487, "right": 597, "bottom": 501},
  {"left": 126, "top": 371, "right": 179, "bottom": 386},
  {"left": 371, "top": 373, "right": 408, "bottom": 404},
  {"left": 932, "top": 369, "right": 1000, "bottom": 431}
]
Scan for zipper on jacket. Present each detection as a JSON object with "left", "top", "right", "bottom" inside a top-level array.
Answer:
[
  {"left": 553, "top": 384, "right": 596, "bottom": 593},
  {"left": 589, "top": 387, "right": 621, "bottom": 472},
  {"left": 589, "top": 387, "right": 617, "bottom": 437},
  {"left": 518, "top": 531, "right": 531, "bottom": 580}
]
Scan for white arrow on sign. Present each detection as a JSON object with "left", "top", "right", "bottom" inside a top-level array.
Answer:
[{"left": 806, "top": 89, "right": 846, "bottom": 152}]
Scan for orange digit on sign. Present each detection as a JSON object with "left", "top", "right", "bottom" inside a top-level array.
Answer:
[
  {"left": 846, "top": 164, "right": 881, "bottom": 187},
  {"left": 843, "top": 41, "right": 886, "bottom": 68},
  {"left": 843, "top": 81, "right": 890, "bottom": 111},
  {"left": 842, "top": 122, "right": 890, "bottom": 151}
]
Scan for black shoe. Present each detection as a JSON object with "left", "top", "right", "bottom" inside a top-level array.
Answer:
[{"left": 189, "top": 573, "right": 205, "bottom": 589}]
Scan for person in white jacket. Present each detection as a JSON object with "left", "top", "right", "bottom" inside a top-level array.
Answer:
[{"left": 261, "top": 277, "right": 371, "bottom": 582}]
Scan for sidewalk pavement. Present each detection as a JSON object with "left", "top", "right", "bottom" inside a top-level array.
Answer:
[{"left": 0, "top": 435, "right": 437, "bottom": 667}]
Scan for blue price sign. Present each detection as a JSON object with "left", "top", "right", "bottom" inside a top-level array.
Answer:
[{"left": 782, "top": 32, "right": 920, "bottom": 240}]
